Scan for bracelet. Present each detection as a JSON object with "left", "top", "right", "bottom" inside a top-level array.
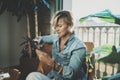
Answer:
[
  {"left": 54, "top": 61, "right": 63, "bottom": 74},
  {"left": 57, "top": 66, "right": 63, "bottom": 74}
]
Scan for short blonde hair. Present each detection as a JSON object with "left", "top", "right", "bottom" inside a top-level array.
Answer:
[{"left": 51, "top": 10, "right": 74, "bottom": 27}]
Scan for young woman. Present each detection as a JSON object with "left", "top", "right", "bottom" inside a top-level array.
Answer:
[{"left": 26, "top": 10, "right": 87, "bottom": 80}]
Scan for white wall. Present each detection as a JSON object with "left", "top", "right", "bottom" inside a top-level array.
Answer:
[{"left": 0, "top": 11, "right": 27, "bottom": 68}]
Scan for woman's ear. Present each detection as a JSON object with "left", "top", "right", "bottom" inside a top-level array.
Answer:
[{"left": 69, "top": 26, "right": 73, "bottom": 32}]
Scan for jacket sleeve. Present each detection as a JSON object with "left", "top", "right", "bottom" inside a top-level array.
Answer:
[
  {"left": 62, "top": 47, "right": 86, "bottom": 79},
  {"left": 37, "top": 34, "right": 58, "bottom": 44}
]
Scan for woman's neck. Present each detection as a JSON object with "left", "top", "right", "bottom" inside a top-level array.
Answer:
[
  {"left": 61, "top": 32, "right": 72, "bottom": 42},
  {"left": 59, "top": 32, "right": 72, "bottom": 51}
]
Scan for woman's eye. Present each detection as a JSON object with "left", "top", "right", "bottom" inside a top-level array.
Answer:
[
  {"left": 59, "top": 25, "right": 62, "bottom": 27},
  {"left": 55, "top": 25, "right": 62, "bottom": 29}
]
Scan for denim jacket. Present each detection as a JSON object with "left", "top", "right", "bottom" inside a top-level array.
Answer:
[{"left": 38, "top": 33, "right": 87, "bottom": 80}]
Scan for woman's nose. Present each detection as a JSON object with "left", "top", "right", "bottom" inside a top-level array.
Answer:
[{"left": 55, "top": 27, "right": 59, "bottom": 31}]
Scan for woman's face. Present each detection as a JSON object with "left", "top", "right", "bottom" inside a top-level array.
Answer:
[{"left": 54, "top": 18, "right": 71, "bottom": 37}]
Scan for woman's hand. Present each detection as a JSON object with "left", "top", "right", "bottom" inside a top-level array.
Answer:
[
  {"left": 33, "top": 36, "right": 42, "bottom": 44},
  {"left": 36, "top": 49, "right": 63, "bottom": 74},
  {"left": 36, "top": 49, "right": 54, "bottom": 68}
]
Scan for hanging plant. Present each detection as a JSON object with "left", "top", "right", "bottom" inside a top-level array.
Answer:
[{"left": 0, "top": 0, "right": 50, "bottom": 58}]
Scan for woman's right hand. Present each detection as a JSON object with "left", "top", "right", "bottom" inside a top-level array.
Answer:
[{"left": 33, "top": 36, "right": 42, "bottom": 44}]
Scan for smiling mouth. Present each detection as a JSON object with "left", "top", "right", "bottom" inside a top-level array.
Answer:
[{"left": 57, "top": 32, "right": 61, "bottom": 34}]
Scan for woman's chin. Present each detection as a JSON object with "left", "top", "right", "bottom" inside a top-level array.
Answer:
[{"left": 58, "top": 34, "right": 62, "bottom": 38}]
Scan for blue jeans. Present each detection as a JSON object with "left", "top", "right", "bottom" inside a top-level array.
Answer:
[{"left": 26, "top": 72, "right": 50, "bottom": 80}]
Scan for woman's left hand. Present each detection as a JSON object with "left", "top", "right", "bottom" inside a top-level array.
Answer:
[{"left": 36, "top": 49, "right": 54, "bottom": 68}]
